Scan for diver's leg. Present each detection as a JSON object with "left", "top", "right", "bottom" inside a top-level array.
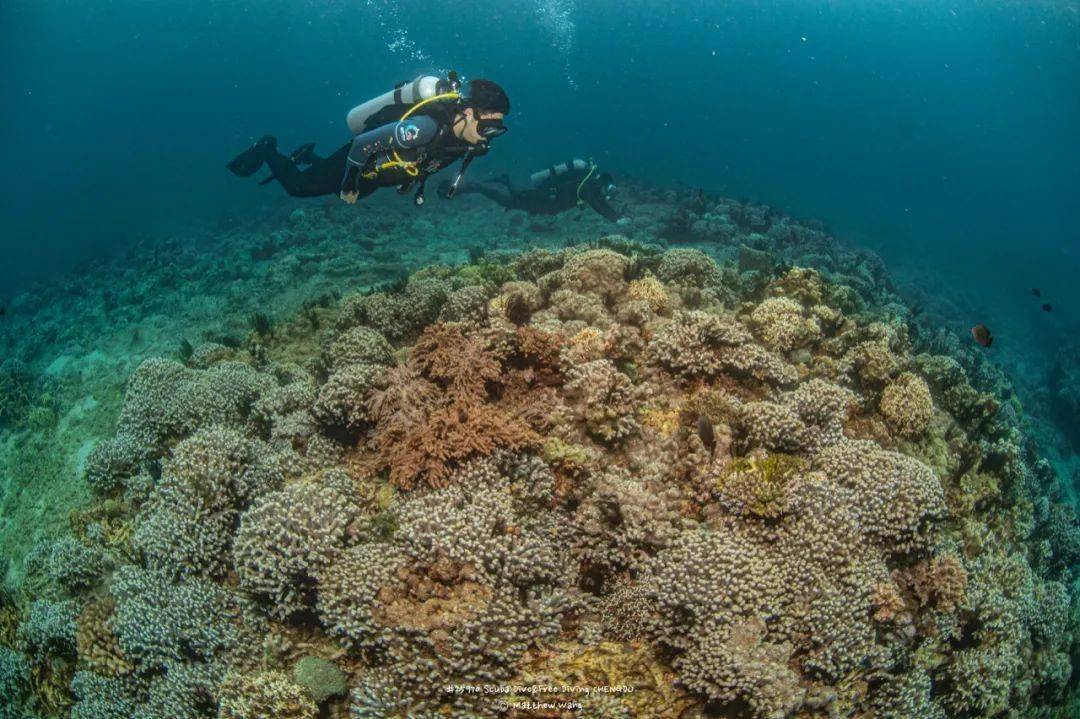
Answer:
[
  {"left": 460, "top": 181, "right": 514, "bottom": 208},
  {"left": 265, "top": 142, "right": 350, "bottom": 198},
  {"left": 290, "top": 143, "right": 319, "bottom": 166}
]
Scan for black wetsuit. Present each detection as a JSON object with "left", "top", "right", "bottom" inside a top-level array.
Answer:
[
  {"left": 449, "top": 168, "right": 618, "bottom": 221},
  {"left": 235, "top": 104, "right": 474, "bottom": 200}
]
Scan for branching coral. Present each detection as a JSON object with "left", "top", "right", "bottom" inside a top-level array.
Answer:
[
  {"left": 647, "top": 310, "right": 797, "bottom": 386},
  {"left": 40, "top": 229, "right": 1080, "bottom": 718},
  {"left": 559, "top": 359, "right": 641, "bottom": 443},
  {"left": 368, "top": 324, "right": 537, "bottom": 489},
  {"left": 747, "top": 296, "right": 821, "bottom": 352},
  {"left": 233, "top": 470, "right": 364, "bottom": 618},
  {"left": 880, "top": 371, "right": 934, "bottom": 438},
  {"left": 217, "top": 671, "right": 318, "bottom": 719}
]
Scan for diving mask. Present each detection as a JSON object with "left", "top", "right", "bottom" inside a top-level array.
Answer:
[{"left": 476, "top": 118, "right": 508, "bottom": 139}]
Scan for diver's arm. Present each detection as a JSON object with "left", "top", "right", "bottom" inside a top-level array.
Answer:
[{"left": 584, "top": 186, "right": 620, "bottom": 222}]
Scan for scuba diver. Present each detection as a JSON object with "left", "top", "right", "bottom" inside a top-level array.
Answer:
[
  {"left": 227, "top": 74, "right": 510, "bottom": 206},
  {"left": 439, "top": 158, "right": 620, "bottom": 221}
]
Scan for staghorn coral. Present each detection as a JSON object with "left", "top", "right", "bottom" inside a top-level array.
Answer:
[
  {"left": 625, "top": 273, "right": 670, "bottom": 314},
  {"left": 69, "top": 671, "right": 139, "bottom": 719},
  {"left": 317, "top": 458, "right": 569, "bottom": 712},
  {"left": 26, "top": 535, "right": 109, "bottom": 594},
  {"left": 132, "top": 426, "right": 265, "bottom": 579},
  {"left": 559, "top": 359, "right": 640, "bottom": 443},
  {"left": 108, "top": 564, "right": 255, "bottom": 671},
  {"left": 0, "top": 647, "right": 30, "bottom": 719},
  {"left": 548, "top": 247, "right": 629, "bottom": 302},
  {"left": 312, "top": 361, "right": 381, "bottom": 431},
  {"left": 438, "top": 284, "right": 490, "bottom": 326},
  {"left": 655, "top": 248, "right": 721, "bottom": 289},
  {"left": 814, "top": 438, "right": 944, "bottom": 553},
  {"left": 324, "top": 326, "right": 395, "bottom": 372}
]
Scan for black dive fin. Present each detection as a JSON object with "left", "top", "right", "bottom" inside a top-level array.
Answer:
[{"left": 226, "top": 135, "right": 276, "bottom": 178}]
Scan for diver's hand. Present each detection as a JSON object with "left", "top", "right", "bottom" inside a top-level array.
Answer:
[{"left": 340, "top": 190, "right": 359, "bottom": 204}]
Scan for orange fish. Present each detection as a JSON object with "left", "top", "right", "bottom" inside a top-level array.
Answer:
[{"left": 971, "top": 324, "right": 993, "bottom": 348}]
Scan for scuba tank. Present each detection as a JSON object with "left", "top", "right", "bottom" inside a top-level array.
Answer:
[
  {"left": 530, "top": 158, "right": 590, "bottom": 185},
  {"left": 346, "top": 72, "right": 461, "bottom": 134}
]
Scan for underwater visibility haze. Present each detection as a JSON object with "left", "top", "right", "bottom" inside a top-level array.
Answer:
[{"left": 1, "top": 0, "right": 1080, "bottom": 717}]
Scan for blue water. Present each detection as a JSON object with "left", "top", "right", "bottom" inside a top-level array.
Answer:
[{"left": 3, "top": 1, "right": 1078, "bottom": 411}]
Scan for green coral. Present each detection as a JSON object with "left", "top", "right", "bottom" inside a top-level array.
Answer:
[
  {"left": 715, "top": 453, "right": 808, "bottom": 519},
  {"left": 292, "top": 656, "right": 348, "bottom": 703}
]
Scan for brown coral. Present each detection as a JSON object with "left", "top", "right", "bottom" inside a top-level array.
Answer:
[
  {"left": 901, "top": 554, "right": 968, "bottom": 612},
  {"left": 369, "top": 324, "right": 538, "bottom": 489},
  {"left": 75, "top": 598, "right": 133, "bottom": 676}
]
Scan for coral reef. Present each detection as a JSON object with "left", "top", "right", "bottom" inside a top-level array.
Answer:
[{"left": 0, "top": 184, "right": 1077, "bottom": 718}]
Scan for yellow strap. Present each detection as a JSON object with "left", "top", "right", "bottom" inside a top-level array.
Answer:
[
  {"left": 364, "top": 91, "right": 462, "bottom": 179},
  {"left": 400, "top": 91, "right": 462, "bottom": 120},
  {"left": 576, "top": 160, "right": 597, "bottom": 205}
]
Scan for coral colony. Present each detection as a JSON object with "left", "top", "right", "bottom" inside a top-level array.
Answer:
[{"left": 0, "top": 181, "right": 1076, "bottom": 718}]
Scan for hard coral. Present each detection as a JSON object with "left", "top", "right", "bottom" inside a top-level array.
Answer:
[
  {"left": 748, "top": 296, "right": 821, "bottom": 353},
  {"left": 369, "top": 325, "right": 537, "bottom": 489},
  {"left": 218, "top": 671, "right": 318, "bottom": 719},
  {"left": 47, "top": 229, "right": 1080, "bottom": 717},
  {"left": 233, "top": 471, "right": 364, "bottom": 619},
  {"left": 648, "top": 310, "right": 797, "bottom": 386},
  {"left": 880, "top": 371, "right": 934, "bottom": 438},
  {"left": 551, "top": 248, "right": 629, "bottom": 302}
]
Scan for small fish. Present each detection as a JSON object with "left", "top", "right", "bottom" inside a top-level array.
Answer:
[
  {"left": 1032, "top": 288, "right": 1042, "bottom": 298},
  {"left": 697, "top": 415, "right": 715, "bottom": 452},
  {"left": 971, "top": 324, "right": 993, "bottom": 348},
  {"left": 1042, "top": 303, "right": 1052, "bottom": 312},
  {"left": 0, "top": 306, "right": 5, "bottom": 317}
]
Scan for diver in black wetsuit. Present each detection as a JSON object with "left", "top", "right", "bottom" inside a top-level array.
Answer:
[
  {"left": 439, "top": 158, "right": 620, "bottom": 221},
  {"left": 226, "top": 77, "right": 510, "bottom": 206}
]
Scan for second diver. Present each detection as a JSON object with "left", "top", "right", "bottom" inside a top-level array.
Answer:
[{"left": 440, "top": 158, "right": 620, "bottom": 221}]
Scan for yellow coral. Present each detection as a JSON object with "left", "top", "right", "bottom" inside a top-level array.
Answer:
[
  {"left": 627, "top": 275, "right": 670, "bottom": 313},
  {"left": 218, "top": 671, "right": 318, "bottom": 719},
  {"left": 880, "top": 372, "right": 934, "bottom": 438},
  {"left": 716, "top": 453, "right": 808, "bottom": 519},
  {"left": 511, "top": 640, "right": 695, "bottom": 718},
  {"left": 748, "top": 296, "right": 821, "bottom": 352},
  {"left": 563, "top": 327, "right": 608, "bottom": 364},
  {"left": 640, "top": 404, "right": 682, "bottom": 437}
]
